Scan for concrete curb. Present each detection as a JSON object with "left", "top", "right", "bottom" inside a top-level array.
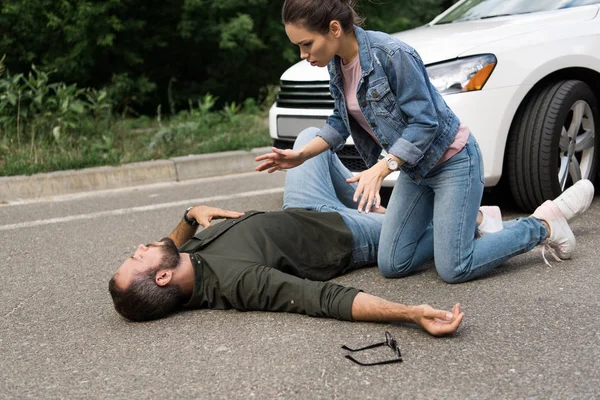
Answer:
[{"left": 0, "top": 147, "right": 271, "bottom": 202}]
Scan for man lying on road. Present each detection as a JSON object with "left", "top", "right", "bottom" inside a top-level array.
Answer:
[
  {"left": 109, "top": 127, "right": 593, "bottom": 335},
  {"left": 109, "top": 129, "right": 466, "bottom": 336}
]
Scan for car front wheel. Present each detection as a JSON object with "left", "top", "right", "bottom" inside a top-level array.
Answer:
[{"left": 506, "top": 80, "right": 599, "bottom": 212}]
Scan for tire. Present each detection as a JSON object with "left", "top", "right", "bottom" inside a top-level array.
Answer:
[{"left": 505, "top": 80, "right": 599, "bottom": 212}]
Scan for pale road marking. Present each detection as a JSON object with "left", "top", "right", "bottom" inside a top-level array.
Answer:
[
  {"left": 0, "top": 187, "right": 284, "bottom": 232},
  {"left": 1, "top": 171, "right": 281, "bottom": 207}
]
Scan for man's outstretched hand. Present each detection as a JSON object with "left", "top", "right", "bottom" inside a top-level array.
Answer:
[
  {"left": 413, "top": 303, "right": 464, "bottom": 336},
  {"left": 188, "top": 205, "right": 245, "bottom": 228}
]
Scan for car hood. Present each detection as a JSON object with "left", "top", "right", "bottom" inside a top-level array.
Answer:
[
  {"left": 280, "top": 5, "right": 599, "bottom": 80},
  {"left": 280, "top": 58, "right": 330, "bottom": 81},
  {"left": 394, "top": 5, "right": 599, "bottom": 64}
]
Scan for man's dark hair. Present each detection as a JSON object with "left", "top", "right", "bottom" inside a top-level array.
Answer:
[
  {"left": 109, "top": 238, "right": 182, "bottom": 322},
  {"left": 282, "top": 0, "right": 363, "bottom": 35}
]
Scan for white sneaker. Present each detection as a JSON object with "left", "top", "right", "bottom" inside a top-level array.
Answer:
[
  {"left": 533, "top": 200, "right": 576, "bottom": 266},
  {"left": 552, "top": 179, "right": 595, "bottom": 221},
  {"left": 477, "top": 206, "right": 503, "bottom": 237}
]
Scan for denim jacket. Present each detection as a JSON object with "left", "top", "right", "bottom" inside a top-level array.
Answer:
[{"left": 317, "top": 26, "right": 460, "bottom": 180}]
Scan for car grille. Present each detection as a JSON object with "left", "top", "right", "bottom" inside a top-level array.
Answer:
[
  {"left": 337, "top": 146, "right": 368, "bottom": 172},
  {"left": 276, "top": 80, "right": 334, "bottom": 109},
  {"left": 273, "top": 139, "right": 295, "bottom": 150},
  {"left": 273, "top": 139, "right": 368, "bottom": 172}
]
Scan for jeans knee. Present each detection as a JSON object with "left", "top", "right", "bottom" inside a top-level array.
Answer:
[
  {"left": 294, "top": 127, "right": 321, "bottom": 150},
  {"left": 438, "top": 272, "right": 463, "bottom": 284},
  {"left": 436, "top": 264, "right": 467, "bottom": 284},
  {"left": 377, "top": 256, "right": 414, "bottom": 279}
]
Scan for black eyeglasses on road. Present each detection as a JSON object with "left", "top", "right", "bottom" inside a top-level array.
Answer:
[{"left": 342, "top": 331, "right": 403, "bottom": 366}]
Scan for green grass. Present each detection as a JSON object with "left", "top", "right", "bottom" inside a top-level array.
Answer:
[{"left": 0, "top": 111, "right": 271, "bottom": 177}]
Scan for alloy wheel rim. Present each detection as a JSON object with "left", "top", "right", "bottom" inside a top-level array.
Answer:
[{"left": 558, "top": 100, "right": 596, "bottom": 191}]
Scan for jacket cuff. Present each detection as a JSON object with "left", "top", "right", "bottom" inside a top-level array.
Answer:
[
  {"left": 388, "top": 137, "right": 424, "bottom": 166},
  {"left": 339, "top": 288, "right": 362, "bottom": 321},
  {"left": 318, "top": 124, "right": 345, "bottom": 152}
]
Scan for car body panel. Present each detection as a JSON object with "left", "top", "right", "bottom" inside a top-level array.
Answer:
[{"left": 397, "top": 6, "right": 599, "bottom": 65}]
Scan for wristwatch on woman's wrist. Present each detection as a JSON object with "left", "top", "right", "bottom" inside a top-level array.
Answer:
[
  {"left": 184, "top": 206, "right": 199, "bottom": 226},
  {"left": 384, "top": 155, "right": 399, "bottom": 171}
]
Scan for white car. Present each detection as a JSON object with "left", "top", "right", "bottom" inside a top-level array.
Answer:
[{"left": 268, "top": 0, "right": 600, "bottom": 211}]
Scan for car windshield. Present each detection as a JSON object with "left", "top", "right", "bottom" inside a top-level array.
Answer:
[{"left": 435, "top": 0, "right": 600, "bottom": 24}]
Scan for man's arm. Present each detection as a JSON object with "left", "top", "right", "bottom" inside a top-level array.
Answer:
[
  {"left": 168, "top": 206, "right": 245, "bottom": 247},
  {"left": 351, "top": 292, "right": 464, "bottom": 337},
  {"left": 233, "top": 265, "right": 463, "bottom": 336}
]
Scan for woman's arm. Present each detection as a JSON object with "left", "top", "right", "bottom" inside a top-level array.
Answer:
[
  {"left": 256, "top": 79, "right": 351, "bottom": 173},
  {"left": 254, "top": 135, "right": 330, "bottom": 173}
]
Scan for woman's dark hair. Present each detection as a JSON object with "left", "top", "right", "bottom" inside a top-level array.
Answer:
[{"left": 282, "top": 0, "right": 364, "bottom": 34}]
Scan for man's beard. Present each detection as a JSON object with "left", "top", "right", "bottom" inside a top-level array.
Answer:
[{"left": 157, "top": 237, "right": 180, "bottom": 270}]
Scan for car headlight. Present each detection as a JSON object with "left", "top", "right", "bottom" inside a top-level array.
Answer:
[{"left": 426, "top": 54, "right": 497, "bottom": 95}]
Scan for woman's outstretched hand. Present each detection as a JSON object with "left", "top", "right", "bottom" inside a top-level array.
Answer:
[
  {"left": 255, "top": 147, "right": 305, "bottom": 173},
  {"left": 346, "top": 162, "right": 388, "bottom": 213}
]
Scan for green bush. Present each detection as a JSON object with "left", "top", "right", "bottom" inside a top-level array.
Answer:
[
  {"left": 0, "top": 63, "right": 111, "bottom": 145},
  {"left": 0, "top": 62, "right": 271, "bottom": 176}
]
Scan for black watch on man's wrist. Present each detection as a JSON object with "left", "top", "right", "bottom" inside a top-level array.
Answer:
[{"left": 184, "top": 207, "right": 199, "bottom": 226}]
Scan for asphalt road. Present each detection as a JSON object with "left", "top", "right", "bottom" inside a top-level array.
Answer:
[{"left": 1, "top": 172, "right": 599, "bottom": 399}]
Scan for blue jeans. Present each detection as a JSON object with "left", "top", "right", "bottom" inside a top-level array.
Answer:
[
  {"left": 283, "top": 128, "right": 384, "bottom": 268},
  {"left": 378, "top": 134, "right": 549, "bottom": 283}
]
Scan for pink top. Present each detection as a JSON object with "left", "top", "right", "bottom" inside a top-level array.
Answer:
[
  {"left": 435, "top": 123, "right": 470, "bottom": 166},
  {"left": 341, "top": 56, "right": 379, "bottom": 144},
  {"left": 341, "top": 55, "right": 470, "bottom": 168}
]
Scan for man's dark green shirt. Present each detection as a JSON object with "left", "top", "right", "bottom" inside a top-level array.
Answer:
[{"left": 178, "top": 209, "right": 361, "bottom": 321}]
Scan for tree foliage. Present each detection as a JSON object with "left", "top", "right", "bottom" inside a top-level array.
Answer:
[{"left": 0, "top": 0, "right": 459, "bottom": 113}]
